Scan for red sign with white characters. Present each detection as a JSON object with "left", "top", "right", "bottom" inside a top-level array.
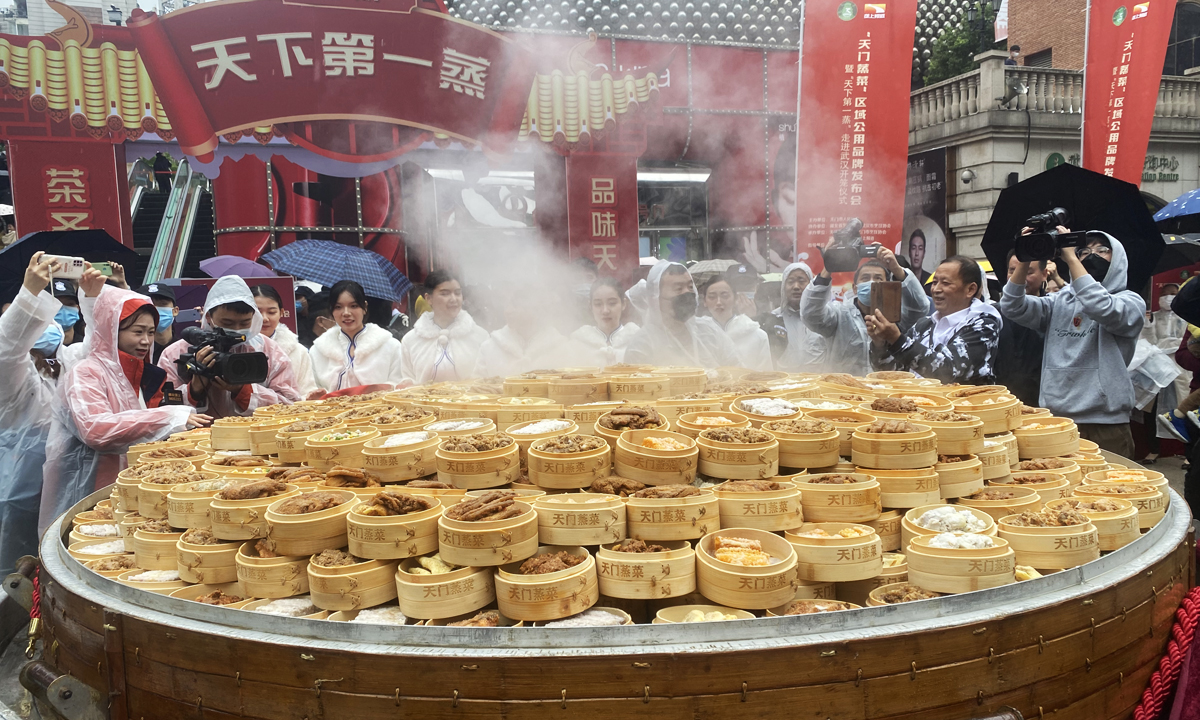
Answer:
[
  {"left": 8, "top": 140, "right": 133, "bottom": 244},
  {"left": 566, "top": 153, "right": 639, "bottom": 279}
]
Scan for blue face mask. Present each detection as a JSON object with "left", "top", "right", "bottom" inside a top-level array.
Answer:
[
  {"left": 33, "top": 323, "right": 64, "bottom": 356},
  {"left": 296, "top": 300, "right": 304, "bottom": 311},
  {"left": 54, "top": 306, "right": 80, "bottom": 328},
  {"left": 856, "top": 281, "right": 873, "bottom": 306},
  {"left": 156, "top": 307, "right": 174, "bottom": 333}
]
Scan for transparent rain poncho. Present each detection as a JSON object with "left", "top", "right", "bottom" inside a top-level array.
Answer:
[{"left": 623, "top": 261, "right": 740, "bottom": 369}]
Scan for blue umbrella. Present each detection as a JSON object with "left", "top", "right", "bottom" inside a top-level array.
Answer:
[
  {"left": 260, "top": 240, "right": 412, "bottom": 302},
  {"left": 1154, "top": 188, "right": 1200, "bottom": 234}
]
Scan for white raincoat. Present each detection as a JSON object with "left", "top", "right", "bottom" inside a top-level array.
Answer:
[
  {"left": 475, "top": 326, "right": 576, "bottom": 379},
  {"left": 695, "top": 314, "right": 772, "bottom": 371},
  {"left": 40, "top": 287, "right": 197, "bottom": 530},
  {"left": 311, "top": 322, "right": 406, "bottom": 391},
  {"left": 268, "top": 323, "right": 317, "bottom": 396},
  {"left": 570, "top": 322, "right": 641, "bottom": 367},
  {"left": 0, "top": 286, "right": 60, "bottom": 572},
  {"left": 772, "top": 262, "right": 827, "bottom": 371},
  {"left": 159, "top": 276, "right": 300, "bottom": 417},
  {"left": 623, "top": 261, "right": 741, "bottom": 368},
  {"left": 400, "top": 309, "right": 489, "bottom": 384}
]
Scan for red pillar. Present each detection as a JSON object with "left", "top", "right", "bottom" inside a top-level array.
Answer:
[
  {"left": 9, "top": 140, "right": 134, "bottom": 246},
  {"left": 564, "top": 152, "right": 640, "bottom": 280}
]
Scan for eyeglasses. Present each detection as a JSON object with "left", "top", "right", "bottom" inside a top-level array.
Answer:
[{"left": 1075, "top": 246, "right": 1112, "bottom": 259}]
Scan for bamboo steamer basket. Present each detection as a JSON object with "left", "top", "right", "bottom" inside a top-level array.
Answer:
[
  {"left": 819, "top": 392, "right": 874, "bottom": 404},
  {"left": 804, "top": 409, "right": 876, "bottom": 456},
  {"left": 868, "top": 371, "right": 917, "bottom": 381},
  {"left": 674, "top": 411, "right": 751, "bottom": 439},
  {"left": 531, "top": 606, "right": 633, "bottom": 627},
  {"left": 696, "top": 430, "right": 779, "bottom": 480},
  {"left": 395, "top": 561, "right": 495, "bottom": 619},
  {"left": 72, "top": 510, "right": 115, "bottom": 528},
  {"left": 612, "top": 429, "right": 698, "bottom": 486},
  {"left": 836, "top": 553, "right": 909, "bottom": 605},
  {"left": 695, "top": 528, "right": 798, "bottom": 610},
  {"left": 263, "top": 490, "right": 355, "bottom": 557},
  {"left": 1069, "top": 452, "right": 1109, "bottom": 473},
  {"left": 360, "top": 432, "right": 440, "bottom": 483},
  {"left": 308, "top": 558, "right": 401, "bottom": 612},
  {"left": 503, "top": 376, "right": 551, "bottom": 397},
  {"left": 977, "top": 441, "right": 1013, "bottom": 481},
  {"left": 595, "top": 540, "right": 696, "bottom": 600},
  {"left": 371, "top": 410, "right": 437, "bottom": 437},
  {"left": 1013, "top": 417, "right": 1080, "bottom": 459},
  {"left": 950, "top": 393, "right": 1023, "bottom": 434},
  {"left": 606, "top": 375, "right": 670, "bottom": 402},
  {"left": 526, "top": 437, "right": 612, "bottom": 490},
  {"left": 785, "top": 522, "right": 883, "bottom": 582},
  {"left": 595, "top": 412, "right": 670, "bottom": 448},
  {"left": 533, "top": 493, "right": 626, "bottom": 545},
  {"left": 466, "top": 488, "right": 545, "bottom": 500},
  {"left": 867, "top": 510, "right": 903, "bottom": 551},
  {"left": 235, "top": 542, "right": 309, "bottom": 598},
  {"left": 167, "top": 583, "right": 252, "bottom": 609},
  {"left": 759, "top": 421, "right": 840, "bottom": 470},
  {"left": 334, "top": 405, "right": 392, "bottom": 427},
  {"left": 730, "top": 395, "right": 803, "bottom": 428},
  {"left": 564, "top": 401, "right": 631, "bottom": 435},
  {"left": 176, "top": 535, "right": 240, "bottom": 584},
  {"left": 1072, "top": 484, "right": 1166, "bottom": 530},
  {"left": 209, "top": 417, "right": 258, "bottom": 451},
  {"left": 793, "top": 473, "right": 881, "bottom": 523},
  {"left": 956, "top": 486, "right": 1042, "bottom": 520},
  {"left": 200, "top": 464, "right": 272, "bottom": 484},
  {"left": 138, "top": 472, "right": 220, "bottom": 520},
  {"left": 494, "top": 399, "right": 563, "bottom": 431},
  {"left": 168, "top": 428, "right": 209, "bottom": 444},
  {"left": 774, "top": 383, "right": 824, "bottom": 400},
  {"left": 868, "top": 467, "right": 941, "bottom": 508},
  {"left": 437, "top": 501, "right": 538, "bottom": 567},
  {"left": 1083, "top": 468, "right": 1166, "bottom": 493},
  {"left": 127, "top": 438, "right": 195, "bottom": 465},
  {"left": 494, "top": 546, "right": 599, "bottom": 622},
  {"left": 990, "top": 472, "right": 1071, "bottom": 506},
  {"left": 84, "top": 557, "right": 138, "bottom": 578},
  {"left": 547, "top": 376, "right": 609, "bottom": 406},
  {"left": 1045, "top": 497, "right": 1139, "bottom": 551},
  {"left": 866, "top": 582, "right": 943, "bottom": 606},
  {"left": 997, "top": 515, "right": 1100, "bottom": 570},
  {"left": 426, "top": 418, "right": 497, "bottom": 439},
  {"left": 347, "top": 496, "right": 443, "bottom": 559},
  {"left": 68, "top": 520, "right": 121, "bottom": 545},
  {"left": 167, "top": 478, "right": 249, "bottom": 530},
  {"left": 625, "top": 490, "right": 720, "bottom": 541},
  {"left": 209, "top": 484, "right": 301, "bottom": 541},
  {"left": 435, "top": 435, "right": 520, "bottom": 489},
  {"left": 274, "top": 421, "right": 347, "bottom": 464},
  {"left": 240, "top": 599, "right": 328, "bottom": 620},
  {"left": 1078, "top": 439, "right": 1100, "bottom": 453},
  {"left": 507, "top": 419, "right": 579, "bottom": 462},
  {"left": 712, "top": 481, "right": 803, "bottom": 532},
  {"left": 652, "top": 367, "right": 707, "bottom": 395},
  {"left": 766, "top": 599, "right": 862, "bottom": 616},
  {"left": 425, "top": 609, "right": 521, "bottom": 627},
  {"left": 851, "top": 424, "right": 938, "bottom": 470},
  {"left": 132, "top": 528, "right": 185, "bottom": 571},
  {"left": 1017, "top": 459, "right": 1082, "bottom": 487},
  {"left": 1020, "top": 406, "right": 1053, "bottom": 419},
  {"left": 885, "top": 391, "right": 953, "bottom": 412},
  {"left": 792, "top": 579, "right": 838, "bottom": 600},
  {"left": 118, "top": 514, "right": 144, "bottom": 552},
  {"left": 248, "top": 417, "right": 296, "bottom": 456},
  {"left": 656, "top": 398, "right": 726, "bottom": 425},
  {"left": 905, "top": 534, "right": 1016, "bottom": 593},
  {"left": 67, "top": 538, "right": 130, "bottom": 563},
  {"left": 303, "top": 428, "right": 380, "bottom": 471},
  {"left": 934, "top": 455, "right": 984, "bottom": 499},
  {"left": 386, "top": 484, "right": 468, "bottom": 500},
  {"left": 901, "top": 504, "right": 997, "bottom": 547},
  {"left": 652, "top": 604, "right": 755, "bottom": 623},
  {"left": 791, "top": 398, "right": 853, "bottom": 413},
  {"left": 988, "top": 432, "right": 1019, "bottom": 466},
  {"left": 911, "top": 414, "right": 985, "bottom": 455},
  {"left": 815, "top": 379, "right": 882, "bottom": 397},
  {"left": 135, "top": 447, "right": 209, "bottom": 469}
]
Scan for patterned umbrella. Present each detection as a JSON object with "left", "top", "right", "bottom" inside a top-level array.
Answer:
[
  {"left": 261, "top": 239, "right": 413, "bottom": 302},
  {"left": 1155, "top": 188, "right": 1200, "bottom": 234}
]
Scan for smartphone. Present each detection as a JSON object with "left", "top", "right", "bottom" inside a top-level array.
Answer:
[
  {"left": 869, "top": 281, "right": 902, "bottom": 324},
  {"left": 42, "top": 255, "right": 88, "bottom": 280},
  {"left": 91, "top": 262, "right": 113, "bottom": 277}
]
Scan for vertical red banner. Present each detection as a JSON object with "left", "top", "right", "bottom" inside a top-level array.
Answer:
[
  {"left": 794, "top": 0, "right": 919, "bottom": 273},
  {"left": 565, "top": 153, "right": 640, "bottom": 281},
  {"left": 1082, "top": 0, "right": 1177, "bottom": 183}
]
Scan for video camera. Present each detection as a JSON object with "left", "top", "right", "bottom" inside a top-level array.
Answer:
[
  {"left": 822, "top": 218, "right": 880, "bottom": 273},
  {"left": 175, "top": 326, "right": 269, "bottom": 386},
  {"left": 1013, "top": 207, "right": 1088, "bottom": 262}
]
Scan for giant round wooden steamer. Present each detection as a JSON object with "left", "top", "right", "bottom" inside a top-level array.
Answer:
[{"left": 26, "top": 366, "right": 1197, "bottom": 720}]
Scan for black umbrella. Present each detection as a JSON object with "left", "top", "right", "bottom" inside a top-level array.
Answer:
[
  {"left": 1157, "top": 234, "right": 1200, "bottom": 275},
  {"left": 0, "top": 229, "right": 142, "bottom": 302},
  {"left": 980, "top": 164, "right": 1162, "bottom": 292}
]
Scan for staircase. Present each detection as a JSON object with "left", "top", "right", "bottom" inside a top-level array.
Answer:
[
  {"left": 182, "top": 191, "right": 215, "bottom": 280},
  {"left": 131, "top": 190, "right": 168, "bottom": 284}
]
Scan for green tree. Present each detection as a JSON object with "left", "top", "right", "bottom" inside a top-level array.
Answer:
[{"left": 923, "top": 7, "right": 1004, "bottom": 86}]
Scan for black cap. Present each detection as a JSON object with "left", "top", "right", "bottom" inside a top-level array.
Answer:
[
  {"left": 51, "top": 279, "right": 77, "bottom": 298},
  {"left": 137, "top": 282, "right": 176, "bottom": 303}
]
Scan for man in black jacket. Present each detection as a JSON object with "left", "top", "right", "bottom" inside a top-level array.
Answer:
[{"left": 995, "top": 249, "right": 1049, "bottom": 406}]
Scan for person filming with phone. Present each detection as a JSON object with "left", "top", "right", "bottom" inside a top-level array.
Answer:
[{"left": 1001, "top": 211, "right": 1145, "bottom": 456}]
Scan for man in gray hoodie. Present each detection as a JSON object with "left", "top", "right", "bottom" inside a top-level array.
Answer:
[{"left": 1001, "top": 230, "right": 1145, "bottom": 457}]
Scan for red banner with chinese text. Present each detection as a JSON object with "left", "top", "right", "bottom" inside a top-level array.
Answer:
[
  {"left": 793, "top": 0, "right": 918, "bottom": 273},
  {"left": 565, "top": 153, "right": 640, "bottom": 281},
  {"left": 1082, "top": 0, "right": 1176, "bottom": 183}
]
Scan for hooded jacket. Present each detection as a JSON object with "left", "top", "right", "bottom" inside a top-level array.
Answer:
[
  {"left": 695, "top": 314, "right": 773, "bottom": 371},
  {"left": 311, "top": 321, "right": 406, "bottom": 391},
  {"left": 159, "top": 276, "right": 300, "bottom": 417},
  {"left": 39, "top": 286, "right": 196, "bottom": 530},
  {"left": 1000, "top": 232, "right": 1146, "bottom": 424},
  {"left": 269, "top": 323, "right": 318, "bottom": 396},
  {"left": 799, "top": 266, "right": 930, "bottom": 376},
  {"left": 772, "top": 262, "right": 827, "bottom": 371},
  {"left": 400, "top": 309, "right": 489, "bottom": 384},
  {"left": 623, "top": 261, "right": 741, "bottom": 368},
  {"left": 570, "top": 322, "right": 641, "bottom": 367},
  {"left": 871, "top": 298, "right": 1002, "bottom": 384},
  {"left": 476, "top": 325, "right": 576, "bottom": 379}
]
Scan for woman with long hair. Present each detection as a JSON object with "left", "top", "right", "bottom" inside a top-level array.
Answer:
[
  {"left": 400, "top": 271, "right": 488, "bottom": 384},
  {"left": 570, "top": 277, "right": 640, "bottom": 366},
  {"left": 309, "top": 280, "right": 406, "bottom": 393},
  {"left": 252, "top": 284, "right": 317, "bottom": 396}
]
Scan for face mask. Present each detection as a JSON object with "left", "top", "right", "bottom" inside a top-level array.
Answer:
[
  {"left": 33, "top": 323, "right": 63, "bottom": 356},
  {"left": 1081, "top": 255, "right": 1110, "bottom": 283},
  {"left": 856, "top": 281, "right": 873, "bottom": 306},
  {"left": 1161, "top": 295, "right": 1174, "bottom": 310},
  {"left": 155, "top": 307, "right": 174, "bottom": 332},
  {"left": 670, "top": 292, "right": 697, "bottom": 322},
  {"left": 296, "top": 301, "right": 304, "bottom": 311},
  {"left": 54, "top": 306, "right": 80, "bottom": 328}
]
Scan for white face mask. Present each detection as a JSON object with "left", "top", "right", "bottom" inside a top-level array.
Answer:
[{"left": 1161, "top": 295, "right": 1174, "bottom": 310}]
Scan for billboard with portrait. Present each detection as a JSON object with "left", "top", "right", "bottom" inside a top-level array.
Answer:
[{"left": 900, "top": 148, "right": 948, "bottom": 286}]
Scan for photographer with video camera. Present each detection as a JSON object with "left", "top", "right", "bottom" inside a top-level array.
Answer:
[
  {"left": 799, "top": 219, "right": 931, "bottom": 376},
  {"left": 158, "top": 276, "right": 301, "bottom": 418},
  {"left": 1001, "top": 210, "right": 1145, "bottom": 456}
]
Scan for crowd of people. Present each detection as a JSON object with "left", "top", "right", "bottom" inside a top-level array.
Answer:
[{"left": 0, "top": 225, "right": 1166, "bottom": 575}]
